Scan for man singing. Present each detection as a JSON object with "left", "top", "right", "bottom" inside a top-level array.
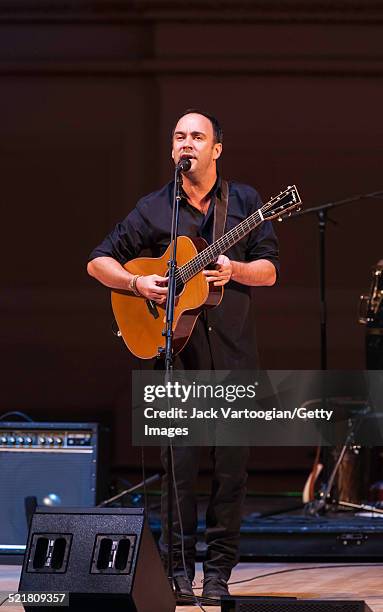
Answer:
[{"left": 87, "top": 110, "right": 279, "bottom": 599}]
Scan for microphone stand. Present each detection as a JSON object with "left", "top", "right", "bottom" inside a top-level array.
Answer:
[
  {"left": 161, "top": 159, "right": 190, "bottom": 591},
  {"left": 289, "top": 190, "right": 383, "bottom": 370},
  {"left": 163, "top": 165, "right": 184, "bottom": 372}
]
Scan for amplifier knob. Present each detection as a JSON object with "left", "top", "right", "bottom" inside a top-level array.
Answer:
[
  {"left": 0, "top": 436, "right": 7, "bottom": 444},
  {"left": 47, "top": 437, "right": 54, "bottom": 445},
  {"left": 55, "top": 437, "right": 63, "bottom": 445},
  {"left": 38, "top": 436, "right": 46, "bottom": 445},
  {"left": 16, "top": 437, "right": 24, "bottom": 444},
  {"left": 25, "top": 437, "right": 33, "bottom": 445},
  {"left": 8, "top": 436, "right": 16, "bottom": 444}
]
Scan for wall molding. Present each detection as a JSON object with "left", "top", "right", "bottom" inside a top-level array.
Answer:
[
  {"left": 1, "top": 56, "right": 383, "bottom": 78},
  {"left": 1, "top": 1, "right": 383, "bottom": 25}
]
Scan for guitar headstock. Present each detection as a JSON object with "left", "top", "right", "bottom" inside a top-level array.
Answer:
[{"left": 262, "top": 185, "right": 302, "bottom": 222}]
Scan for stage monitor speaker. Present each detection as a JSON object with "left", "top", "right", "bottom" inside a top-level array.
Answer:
[
  {"left": 19, "top": 507, "right": 175, "bottom": 612},
  {"left": 0, "top": 422, "right": 104, "bottom": 557},
  {"left": 221, "top": 596, "right": 372, "bottom": 611}
]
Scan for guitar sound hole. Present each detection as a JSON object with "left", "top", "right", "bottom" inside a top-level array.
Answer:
[
  {"left": 175, "top": 280, "right": 185, "bottom": 296},
  {"left": 164, "top": 270, "right": 184, "bottom": 296}
]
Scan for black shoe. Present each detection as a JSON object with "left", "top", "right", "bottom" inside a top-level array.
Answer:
[
  {"left": 174, "top": 575, "right": 195, "bottom": 604},
  {"left": 202, "top": 577, "right": 230, "bottom": 599}
]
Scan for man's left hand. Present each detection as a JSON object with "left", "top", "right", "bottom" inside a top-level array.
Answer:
[{"left": 203, "top": 255, "right": 232, "bottom": 287}]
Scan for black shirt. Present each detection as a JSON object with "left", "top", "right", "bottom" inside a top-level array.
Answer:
[{"left": 89, "top": 178, "right": 279, "bottom": 369}]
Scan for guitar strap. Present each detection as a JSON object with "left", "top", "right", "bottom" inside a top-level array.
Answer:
[{"left": 213, "top": 179, "right": 229, "bottom": 242}]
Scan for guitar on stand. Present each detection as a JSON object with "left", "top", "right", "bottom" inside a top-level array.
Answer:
[
  {"left": 111, "top": 185, "right": 302, "bottom": 359},
  {"left": 303, "top": 397, "right": 373, "bottom": 515}
]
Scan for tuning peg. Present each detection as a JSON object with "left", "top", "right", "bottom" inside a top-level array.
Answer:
[{"left": 278, "top": 217, "right": 283, "bottom": 222}]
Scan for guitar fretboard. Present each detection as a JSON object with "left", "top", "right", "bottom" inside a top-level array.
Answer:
[{"left": 177, "top": 208, "right": 263, "bottom": 283}]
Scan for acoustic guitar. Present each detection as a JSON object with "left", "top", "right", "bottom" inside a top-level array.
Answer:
[{"left": 111, "top": 185, "right": 301, "bottom": 359}]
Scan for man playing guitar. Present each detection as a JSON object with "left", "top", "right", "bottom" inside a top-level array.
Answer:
[{"left": 87, "top": 109, "right": 279, "bottom": 600}]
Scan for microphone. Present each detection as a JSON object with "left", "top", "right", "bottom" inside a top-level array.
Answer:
[{"left": 176, "top": 158, "right": 192, "bottom": 172}]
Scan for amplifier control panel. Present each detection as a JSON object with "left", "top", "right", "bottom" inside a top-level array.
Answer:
[{"left": 0, "top": 429, "right": 93, "bottom": 450}]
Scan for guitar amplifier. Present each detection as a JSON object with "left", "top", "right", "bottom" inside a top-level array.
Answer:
[{"left": 0, "top": 422, "right": 105, "bottom": 559}]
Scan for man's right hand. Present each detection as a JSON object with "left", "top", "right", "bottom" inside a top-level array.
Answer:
[{"left": 136, "top": 274, "right": 168, "bottom": 304}]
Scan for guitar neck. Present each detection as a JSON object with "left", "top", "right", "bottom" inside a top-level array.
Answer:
[{"left": 178, "top": 207, "right": 264, "bottom": 283}]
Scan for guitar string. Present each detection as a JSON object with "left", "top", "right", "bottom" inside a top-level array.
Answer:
[
  {"left": 177, "top": 209, "right": 262, "bottom": 282},
  {"left": 189, "top": 188, "right": 298, "bottom": 279},
  {"left": 174, "top": 189, "right": 297, "bottom": 286},
  {"left": 182, "top": 193, "right": 286, "bottom": 279},
  {"left": 175, "top": 192, "right": 287, "bottom": 284},
  {"left": 175, "top": 211, "right": 261, "bottom": 283}
]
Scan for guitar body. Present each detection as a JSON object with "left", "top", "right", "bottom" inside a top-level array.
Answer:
[{"left": 111, "top": 236, "right": 223, "bottom": 359}]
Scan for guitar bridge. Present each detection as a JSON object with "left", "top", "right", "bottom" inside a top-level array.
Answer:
[{"left": 146, "top": 299, "right": 159, "bottom": 319}]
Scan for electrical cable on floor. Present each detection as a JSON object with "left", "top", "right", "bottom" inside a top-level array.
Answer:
[
  {"left": 0, "top": 411, "right": 34, "bottom": 422},
  {"left": 193, "top": 562, "right": 383, "bottom": 590}
]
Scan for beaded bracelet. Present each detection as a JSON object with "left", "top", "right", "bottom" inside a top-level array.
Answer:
[{"left": 129, "top": 274, "right": 141, "bottom": 296}]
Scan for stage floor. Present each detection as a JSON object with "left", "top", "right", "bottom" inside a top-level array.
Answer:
[{"left": 1, "top": 562, "right": 382, "bottom": 611}]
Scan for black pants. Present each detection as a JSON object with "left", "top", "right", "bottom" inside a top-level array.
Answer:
[
  {"left": 157, "top": 315, "right": 249, "bottom": 579},
  {"left": 159, "top": 444, "right": 249, "bottom": 580}
]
